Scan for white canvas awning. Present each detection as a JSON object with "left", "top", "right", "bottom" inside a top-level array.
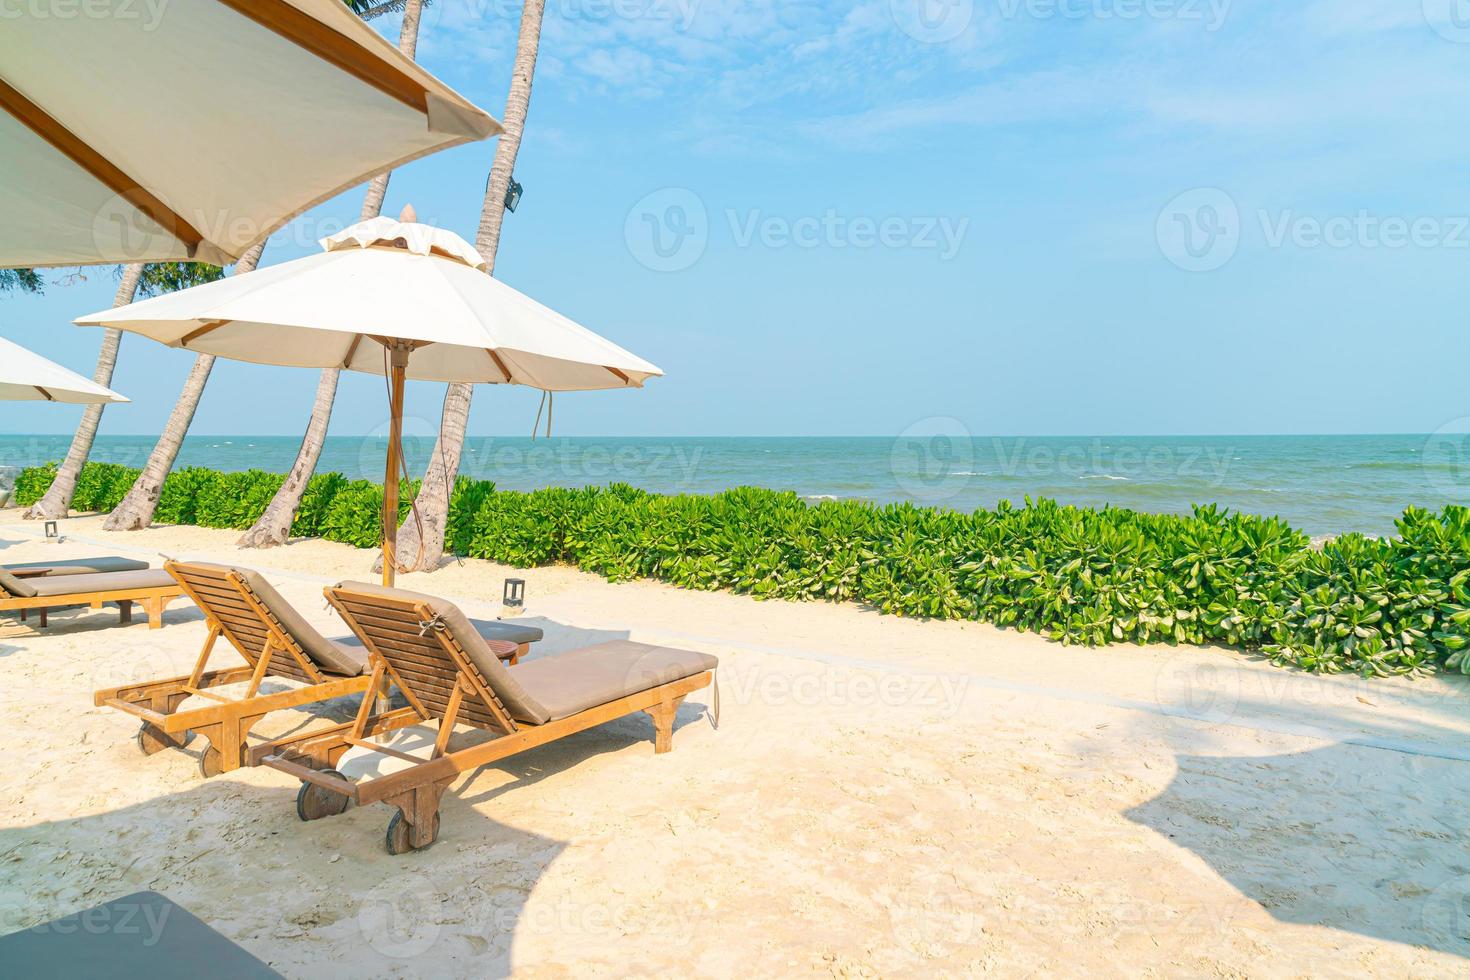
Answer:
[
  {"left": 0, "top": 0, "right": 501, "bottom": 269},
  {"left": 0, "top": 336, "right": 127, "bottom": 404}
]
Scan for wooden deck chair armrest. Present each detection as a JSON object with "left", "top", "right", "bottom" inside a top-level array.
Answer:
[
  {"left": 262, "top": 755, "right": 363, "bottom": 803},
  {"left": 247, "top": 705, "right": 423, "bottom": 767},
  {"left": 94, "top": 666, "right": 256, "bottom": 705}
]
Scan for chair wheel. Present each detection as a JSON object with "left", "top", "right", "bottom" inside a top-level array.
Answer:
[
  {"left": 198, "top": 745, "right": 223, "bottom": 778},
  {"left": 296, "top": 771, "right": 353, "bottom": 821},
  {"left": 385, "top": 811, "right": 440, "bottom": 855},
  {"left": 136, "top": 722, "right": 192, "bottom": 756}
]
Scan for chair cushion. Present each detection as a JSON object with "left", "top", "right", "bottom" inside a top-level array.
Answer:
[
  {"left": 3, "top": 556, "right": 150, "bottom": 577},
  {"left": 27, "top": 568, "right": 176, "bottom": 597},
  {"left": 0, "top": 569, "right": 37, "bottom": 598},
  {"left": 333, "top": 581, "right": 554, "bottom": 725},
  {"left": 467, "top": 618, "right": 542, "bottom": 647},
  {"left": 320, "top": 634, "right": 372, "bottom": 676},
  {"left": 511, "top": 641, "right": 718, "bottom": 722}
]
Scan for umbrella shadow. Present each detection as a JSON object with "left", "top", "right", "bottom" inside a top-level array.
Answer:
[
  {"left": 0, "top": 778, "right": 567, "bottom": 977},
  {"left": 1123, "top": 736, "right": 1470, "bottom": 957}
]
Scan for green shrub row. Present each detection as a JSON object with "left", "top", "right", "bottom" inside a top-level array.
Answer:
[{"left": 14, "top": 462, "right": 1470, "bottom": 678}]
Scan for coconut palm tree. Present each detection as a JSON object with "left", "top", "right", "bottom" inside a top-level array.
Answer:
[
  {"left": 24, "top": 261, "right": 224, "bottom": 520},
  {"left": 238, "top": 0, "right": 427, "bottom": 549},
  {"left": 386, "top": 0, "right": 546, "bottom": 574},
  {"left": 102, "top": 247, "right": 262, "bottom": 530}
]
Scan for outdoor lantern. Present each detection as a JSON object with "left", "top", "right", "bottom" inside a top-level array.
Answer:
[
  {"left": 43, "top": 520, "right": 58, "bottom": 540},
  {"left": 504, "top": 178, "right": 523, "bottom": 213},
  {"left": 503, "top": 578, "right": 525, "bottom": 609}
]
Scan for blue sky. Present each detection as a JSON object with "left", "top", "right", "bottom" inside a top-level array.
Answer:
[{"left": 4, "top": 0, "right": 1470, "bottom": 437}]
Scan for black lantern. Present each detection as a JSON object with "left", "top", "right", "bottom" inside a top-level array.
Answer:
[
  {"left": 43, "top": 520, "right": 59, "bottom": 540},
  {"left": 503, "top": 578, "right": 525, "bottom": 609},
  {"left": 504, "top": 178, "right": 523, "bottom": 213}
]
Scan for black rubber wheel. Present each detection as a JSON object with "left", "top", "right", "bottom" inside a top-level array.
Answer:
[
  {"left": 198, "top": 744, "right": 224, "bottom": 778},
  {"left": 385, "top": 811, "right": 441, "bottom": 855},
  {"left": 136, "top": 721, "right": 192, "bottom": 756},
  {"left": 296, "top": 770, "right": 353, "bottom": 822}
]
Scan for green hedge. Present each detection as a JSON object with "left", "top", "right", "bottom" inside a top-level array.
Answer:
[{"left": 14, "top": 462, "right": 1470, "bottom": 678}]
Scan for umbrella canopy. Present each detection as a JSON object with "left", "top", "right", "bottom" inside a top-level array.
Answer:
[
  {"left": 0, "top": 336, "right": 127, "bottom": 404},
  {"left": 76, "top": 214, "right": 661, "bottom": 581},
  {"left": 1, "top": 0, "right": 501, "bottom": 269},
  {"left": 75, "top": 215, "right": 663, "bottom": 390}
]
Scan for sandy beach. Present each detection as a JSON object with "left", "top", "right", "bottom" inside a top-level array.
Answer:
[{"left": 3, "top": 508, "right": 1470, "bottom": 977}]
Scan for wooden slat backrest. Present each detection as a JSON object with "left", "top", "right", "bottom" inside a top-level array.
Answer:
[
  {"left": 325, "top": 586, "right": 516, "bottom": 735},
  {"left": 166, "top": 561, "right": 323, "bottom": 684}
]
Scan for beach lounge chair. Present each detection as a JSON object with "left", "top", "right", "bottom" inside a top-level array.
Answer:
[
  {"left": 94, "top": 561, "right": 542, "bottom": 778},
  {"left": 258, "top": 582, "right": 716, "bottom": 854},
  {"left": 0, "top": 562, "right": 182, "bottom": 630},
  {"left": 2, "top": 555, "right": 150, "bottom": 577}
]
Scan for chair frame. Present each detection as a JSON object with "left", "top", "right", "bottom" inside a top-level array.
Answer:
[
  {"left": 94, "top": 561, "right": 373, "bottom": 777},
  {"left": 257, "top": 585, "right": 712, "bottom": 854},
  {"left": 3, "top": 566, "right": 181, "bottom": 629}
]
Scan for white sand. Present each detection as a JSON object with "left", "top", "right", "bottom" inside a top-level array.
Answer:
[{"left": 3, "top": 509, "right": 1470, "bottom": 977}]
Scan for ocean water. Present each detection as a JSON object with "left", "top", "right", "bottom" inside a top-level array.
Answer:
[{"left": 0, "top": 433, "right": 1466, "bottom": 538}]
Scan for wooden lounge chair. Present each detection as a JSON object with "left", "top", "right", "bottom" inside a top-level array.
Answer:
[
  {"left": 3, "top": 556, "right": 151, "bottom": 577},
  {"left": 94, "top": 561, "right": 541, "bottom": 778},
  {"left": 259, "top": 582, "right": 717, "bottom": 854},
  {"left": 0, "top": 563, "right": 182, "bottom": 630}
]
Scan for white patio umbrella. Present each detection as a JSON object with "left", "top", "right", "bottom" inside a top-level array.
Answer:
[
  {"left": 0, "top": 336, "right": 128, "bottom": 404},
  {"left": 76, "top": 213, "right": 661, "bottom": 583},
  {"left": 1, "top": 0, "right": 500, "bottom": 269}
]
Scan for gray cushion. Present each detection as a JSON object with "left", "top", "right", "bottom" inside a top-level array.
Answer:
[
  {"left": 468, "top": 618, "right": 542, "bottom": 646},
  {"left": 2, "top": 556, "right": 150, "bottom": 577},
  {"left": 334, "top": 582, "right": 554, "bottom": 725},
  {"left": 0, "top": 568, "right": 37, "bottom": 598},
  {"left": 182, "top": 563, "right": 368, "bottom": 677},
  {"left": 511, "top": 641, "right": 718, "bottom": 722},
  {"left": 27, "top": 568, "right": 176, "bottom": 597}
]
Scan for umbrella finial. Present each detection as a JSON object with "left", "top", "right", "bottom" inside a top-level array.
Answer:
[{"left": 398, "top": 203, "right": 418, "bottom": 223}]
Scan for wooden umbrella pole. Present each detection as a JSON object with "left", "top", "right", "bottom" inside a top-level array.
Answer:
[{"left": 382, "top": 341, "right": 411, "bottom": 586}]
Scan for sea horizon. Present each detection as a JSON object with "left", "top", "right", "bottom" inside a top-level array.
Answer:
[{"left": 3, "top": 432, "right": 1463, "bottom": 538}]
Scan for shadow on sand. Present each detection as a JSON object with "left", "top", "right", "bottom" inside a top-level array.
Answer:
[{"left": 1125, "top": 732, "right": 1470, "bottom": 958}]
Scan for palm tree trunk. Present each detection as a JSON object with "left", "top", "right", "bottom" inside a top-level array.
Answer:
[
  {"left": 387, "top": 0, "right": 546, "bottom": 574},
  {"left": 25, "top": 264, "right": 143, "bottom": 519},
  {"left": 238, "top": 0, "right": 426, "bottom": 550},
  {"left": 104, "top": 244, "right": 266, "bottom": 531}
]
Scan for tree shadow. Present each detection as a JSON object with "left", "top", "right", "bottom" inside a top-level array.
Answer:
[
  {"left": 1124, "top": 738, "right": 1470, "bottom": 958},
  {"left": 0, "top": 778, "right": 566, "bottom": 977}
]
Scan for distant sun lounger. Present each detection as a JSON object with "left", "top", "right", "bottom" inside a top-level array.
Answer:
[
  {"left": 258, "top": 582, "right": 716, "bottom": 854},
  {"left": 94, "top": 561, "right": 541, "bottom": 778},
  {"left": 0, "top": 560, "right": 182, "bottom": 630}
]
